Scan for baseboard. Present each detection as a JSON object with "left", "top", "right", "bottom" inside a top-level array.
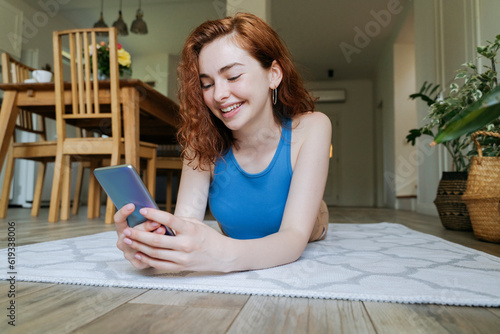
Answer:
[
  {"left": 395, "top": 196, "right": 416, "bottom": 211},
  {"left": 416, "top": 202, "right": 438, "bottom": 216}
]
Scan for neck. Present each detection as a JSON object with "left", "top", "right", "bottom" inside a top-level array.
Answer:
[{"left": 233, "top": 112, "right": 281, "bottom": 152}]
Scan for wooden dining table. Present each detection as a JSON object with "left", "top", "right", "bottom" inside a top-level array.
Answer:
[{"left": 0, "top": 79, "right": 180, "bottom": 218}]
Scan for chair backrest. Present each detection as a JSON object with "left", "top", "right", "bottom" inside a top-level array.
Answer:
[
  {"left": 1, "top": 53, "right": 35, "bottom": 84},
  {"left": 52, "top": 27, "right": 121, "bottom": 143},
  {"left": 1, "top": 52, "right": 46, "bottom": 138}
]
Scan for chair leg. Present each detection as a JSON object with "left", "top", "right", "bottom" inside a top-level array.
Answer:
[
  {"left": 31, "top": 161, "right": 46, "bottom": 217},
  {"left": 49, "top": 152, "right": 64, "bottom": 222},
  {"left": 72, "top": 161, "right": 85, "bottom": 216},
  {"left": 105, "top": 197, "right": 115, "bottom": 224},
  {"left": 87, "top": 160, "right": 99, "bottom": 219},
  {"left": 94, "top": 159, "right": 103, "bottom": 219},
  {"left": 147, "top": 155, "right": 156, "bottom": 199},
  {"left": 105, "top": 153, "right": 120, "bottom": 224},
  {"left": 94, "top": 184, "right": 102, "bottom": 218},
  {"left": 166, "top": 171, "right": 173, "bottom": 213},
  {"left": 60, "top": 155, "right": 72, "bottom": 220},
  {"left": 0, "top": 148, "right": 15, "bottom": 219}
]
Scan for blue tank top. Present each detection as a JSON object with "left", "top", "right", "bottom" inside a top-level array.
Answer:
[{"left": 208, "top": 118, "right": 293, "bottom": 239}]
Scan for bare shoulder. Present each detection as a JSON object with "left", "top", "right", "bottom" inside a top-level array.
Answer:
[{"left": 292, "top": 111, "right": 332, "bottom": 139}]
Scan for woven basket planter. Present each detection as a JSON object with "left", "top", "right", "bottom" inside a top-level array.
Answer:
[
  {"left": 462, "top": 131, "right": 500, "bottom": 243},
  {"left": 434, "top": 171, "right": 472, "bottom": 231}
]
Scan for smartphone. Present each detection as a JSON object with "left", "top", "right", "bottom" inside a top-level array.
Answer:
[{"left": 93, "top": 164, "right": 175, "bottom": 236}]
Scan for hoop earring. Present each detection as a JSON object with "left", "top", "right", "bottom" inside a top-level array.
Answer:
[{"left": 272, "top": 88, "right": 277, "bottom": 105}]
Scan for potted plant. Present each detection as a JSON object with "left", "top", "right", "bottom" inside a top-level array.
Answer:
[
  {"left": 429, "top": 35, "right": 500, "bottom": 242},
  {"left": 90, "top": 41, "right": 132, "bottom": 79},
  {"left": 407, "top": 82, "right": 472, "bottom": 231},
  {"left": 406, "top": 34, "right": 500, "bottom": 231},
  {"left": 431, "top": 34, "right": 500, "bottom": 148}
]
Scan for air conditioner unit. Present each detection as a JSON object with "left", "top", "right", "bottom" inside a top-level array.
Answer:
[{"left": 310, "top": 89, "right": 346, "bottom": 103}]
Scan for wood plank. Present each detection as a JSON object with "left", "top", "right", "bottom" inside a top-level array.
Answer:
[
  {"left": 488, "top": 308, "right": 500, "bottom": 317},
  {"left": 306, "top": 299, "right": 376, "bottom": 333},
  {"left": 129, "top": 290, "right": 249, "bottom": 309},
  {"left": 227, "top": 296, "right": 376, "bottom": 333},
  {"left": 0, "top": 284, "right": 143, "bottom": 334},
  {"left": 364, "top": 301, "right": 500, "bottom": 334},
  {"left": 0, "top": 281, "right": 54, "bottom": 302},
  {"left": 76, "top": 303, "right": 239, "bottom": 334},
  {"left": 0, "top": 215, "right": 115, "bottom": 248}
]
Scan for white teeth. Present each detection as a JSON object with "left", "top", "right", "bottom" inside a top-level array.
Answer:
[{"left": 221, "top": 103, "right": 242, "bottom": 113}]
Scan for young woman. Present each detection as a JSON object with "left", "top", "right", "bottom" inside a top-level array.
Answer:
[{"left": 114, "top": 13, "right": 332, "bottom": 273}]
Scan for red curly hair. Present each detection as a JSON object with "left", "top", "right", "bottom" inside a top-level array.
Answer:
[{"left": 177, "top": 13, "right": 315, "bottom": 170}]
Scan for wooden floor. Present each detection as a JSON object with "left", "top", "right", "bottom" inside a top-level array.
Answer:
[{"left": 1, "top": 206, "right": 499, "bottom": 333}]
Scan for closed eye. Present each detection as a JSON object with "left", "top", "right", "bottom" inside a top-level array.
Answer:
[
  {"left": 201, "top": 82, "right": 213, "bottom": 90},
  {"left": 228, "top": 74, "right": 242, "bottom": 81}
]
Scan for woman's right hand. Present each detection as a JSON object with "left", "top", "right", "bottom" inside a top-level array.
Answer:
[{"left": 114, "top": 203, "right": 166, "bottom": 269}]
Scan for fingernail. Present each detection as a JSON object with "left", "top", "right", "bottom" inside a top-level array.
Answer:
[
  {"left": 135, "top": 254, "right": 142, "bottom": 260},
  {"left": 123, "top": 229, "right": 131, "bottom": 236},
  {"left": 140, "top": 208, "right": 147, "bottom": 215},
  {"left": 124, "top": 238, "right": 132, "bottom": 245},
  {"left": 125, "top": 203, "right": 134, "bottom": 211},
  {"left": 151, "top": 222, "right": 159, "bottom": 228}
]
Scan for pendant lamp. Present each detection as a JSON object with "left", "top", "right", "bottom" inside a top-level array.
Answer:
[
  {"left": 93, "top": 0, "right": 108, "bottom": 29},
  {"left": 112, "top": 0, "right": 129, "bottom": 36},
  {"left": 131, "top": 0, "right": 148, "bottom": 34}
]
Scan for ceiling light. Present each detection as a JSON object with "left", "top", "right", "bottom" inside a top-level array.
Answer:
[
  {"left": 112, "top": 0, "right": 128, "bottom": 36},
  {"left": 131, "top": 0, "right": 148, "bottom": 35},
  {"left": 93, "top": 0, "right": 108, "bottom": 29}
]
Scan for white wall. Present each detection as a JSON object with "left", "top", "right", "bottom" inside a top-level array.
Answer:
[
  {"left": 307, "top": 80, "right": 375, "bottom": 207},
  {"left": 132, "top": 53, "right": 169, "bottom": 97},
  {"left": 374, "top": 2, "right": 419, "bottom": 209},
  {"left": 478, "top": 0, "right": 500, "bottom": 49},
  {"left": 393, "top": 43, "right": 417, "bottom": 197},
  {"left": 375, "top": 43, "right": 396, "bottom": 208},
  {"left": 1, "top": 0, "right": 77, "bottom": 71}
]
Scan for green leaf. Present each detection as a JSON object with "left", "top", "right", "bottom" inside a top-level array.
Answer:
[
  {"left": 433, "top": 85, "right": 500, "bottom": 144},
  {"left": 429, "top": 84, "right": 441, "bottom": 96},
  {"left": 406, "top": 128, "right": 433, "bottom": 146}
]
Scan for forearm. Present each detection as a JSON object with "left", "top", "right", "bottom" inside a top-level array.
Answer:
[
  {"left": 174, "top": 163, "right": 210, "bottom": 221},
  {"left": 219, "top": 229, "right": 308, "bottom": 272}
]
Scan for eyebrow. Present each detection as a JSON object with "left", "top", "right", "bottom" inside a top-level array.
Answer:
[{"left": 199, "top": 62, "right": 244, "bottom": 79}]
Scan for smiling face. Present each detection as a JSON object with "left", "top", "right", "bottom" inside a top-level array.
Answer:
[{"left": 198, "top": 35, "right": 281, "bottom": 134}]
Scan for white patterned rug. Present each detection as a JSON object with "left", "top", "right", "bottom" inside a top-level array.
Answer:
[{"left": 1, "top": 222, "right": 500, "bottom": 306}]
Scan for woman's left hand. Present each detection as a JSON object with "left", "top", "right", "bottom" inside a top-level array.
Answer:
[{"left": 122, "top": 208, "right": 230, "bottom": 272}]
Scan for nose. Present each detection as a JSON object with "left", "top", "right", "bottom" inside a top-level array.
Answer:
[{"left": 213, "top": 81, "right": 230, "bottom": 103}]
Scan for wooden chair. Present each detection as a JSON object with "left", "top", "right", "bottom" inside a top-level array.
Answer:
[
  {"left": 0, "top": 53, "right": 57, "bottom": 218},
  {"left": 155, "top": 144, "right": 183, "bottom": 213},
  {"left": 156, "top": 156, "right": 183, "bottom": 213},
  {"left": 49, "top": 27, "right": 157, "bottom": 224}
]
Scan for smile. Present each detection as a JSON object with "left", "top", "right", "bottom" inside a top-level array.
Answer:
[{"left": 221, "top": 102, "right": 242, "bottom": 113}]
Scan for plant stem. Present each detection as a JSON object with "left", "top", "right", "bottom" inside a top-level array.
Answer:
[
  {"left": 492, "top": 58, "right": 498, "bottom": 87},
  {"left": 444, "top": 142, "right": 458, "bottom": 171}
]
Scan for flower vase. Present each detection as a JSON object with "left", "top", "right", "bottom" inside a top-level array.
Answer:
[
  {"left": 120, "top": 72, "right": 131, "bottom": 79},
  {"left": 97, "top": 69, "right": 109, "bottom": 80}
]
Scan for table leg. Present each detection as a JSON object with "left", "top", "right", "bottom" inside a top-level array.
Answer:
[
  {"left": 121, "top": 87, "right": 140, "bottom": 169},
  {"left": 0, "top": 91, "right": 19, "bottom": 172}
]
